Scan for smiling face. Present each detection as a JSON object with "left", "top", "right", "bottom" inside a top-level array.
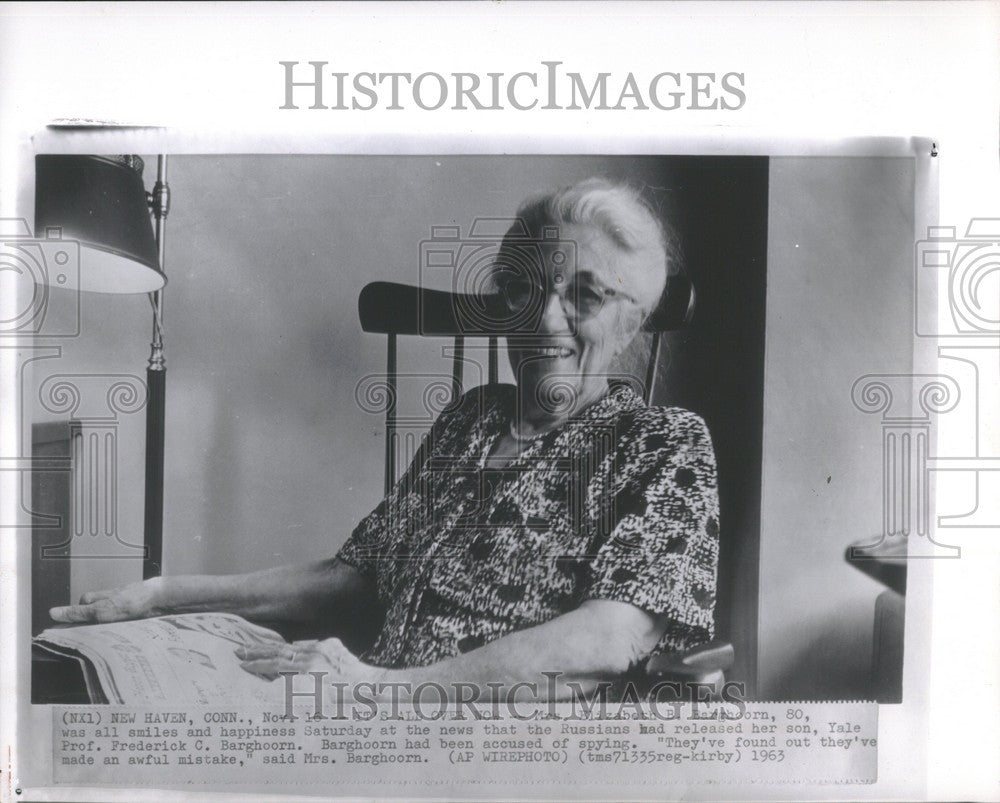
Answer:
[{"left": 505, "top": 222, "right": 665, "bottom": 423}]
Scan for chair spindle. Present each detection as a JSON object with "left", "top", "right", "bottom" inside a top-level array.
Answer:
[
  {"left": 644, "top": 331, "right": 662, "bottom": 405},
  {"left": 384, "top": 333, "right": 397, "bottom": 495},
  {"left": 488, "top": 336, "right": 499, "bottom": 385},
  {"left": 451, "top": 336, "right": 465, "bottom": 403}
]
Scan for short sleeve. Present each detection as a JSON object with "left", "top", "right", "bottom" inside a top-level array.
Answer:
[
  {"left": 584, "top": 409, "right": 720, "bottom": 649},
  {"left": 335, "top": 383, "right": 501, "bottom": 582},
  {"left": 336, "top": 497, "right": 388, "bottom": 582}
]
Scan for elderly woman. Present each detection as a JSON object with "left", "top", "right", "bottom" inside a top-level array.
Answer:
[{"left": 52, "top": 178, "right": 719, "bottom": 699}]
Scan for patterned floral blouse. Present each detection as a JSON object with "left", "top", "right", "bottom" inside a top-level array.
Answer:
[{"left": 337, "top": 381, "right": 720, "bottom": 670}]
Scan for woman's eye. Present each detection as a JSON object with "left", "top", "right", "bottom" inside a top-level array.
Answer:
[
  {"left": 576, "top": 286, "right": 605, "bottom": 312},
  {"left": 505, "top": 281, "right": 537, "bottom": 304}
]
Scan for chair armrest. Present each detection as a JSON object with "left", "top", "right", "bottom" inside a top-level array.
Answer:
[{"left": 645, "top": 639, "right": 734, "bottom": 699}]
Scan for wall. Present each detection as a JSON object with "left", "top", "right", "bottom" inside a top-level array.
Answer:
[{"left": 758, "top": 156, "right": 915, "bottom": 699}]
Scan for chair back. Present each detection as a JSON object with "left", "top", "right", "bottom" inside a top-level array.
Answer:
[{"left": 358, "top": 276, "right": 695, "bottom": 491}]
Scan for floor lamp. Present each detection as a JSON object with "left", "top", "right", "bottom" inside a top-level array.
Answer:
[{"left": 35, "top": 154, "right": 170, "bottom": 579}]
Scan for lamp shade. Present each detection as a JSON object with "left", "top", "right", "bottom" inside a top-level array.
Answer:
[{"left": 35, "top": 155, "right": 166, "bottom": 294}]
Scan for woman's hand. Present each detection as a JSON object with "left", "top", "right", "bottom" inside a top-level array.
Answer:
[
  {"left": 237, "top": 637, "right": 382, "bottom": 686},
  {"left": 49, "top": 577, "right": 169, "bottom": 624}
]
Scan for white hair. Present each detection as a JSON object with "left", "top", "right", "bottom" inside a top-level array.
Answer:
[{"left": 496, "top": 177, "right": 678, "bottom": 319}]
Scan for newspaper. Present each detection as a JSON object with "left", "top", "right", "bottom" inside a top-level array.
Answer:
[{"left": 34, "top": 614, "right": 288, "bottom": 706}]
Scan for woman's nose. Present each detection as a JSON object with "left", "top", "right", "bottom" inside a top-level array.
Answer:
[{"left": 539, "top": 289, "right": 572, "bottom": 333}]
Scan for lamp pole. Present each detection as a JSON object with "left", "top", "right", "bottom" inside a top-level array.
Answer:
[{"left": 143, "top": 155, "right": 169, "bottom": 579}]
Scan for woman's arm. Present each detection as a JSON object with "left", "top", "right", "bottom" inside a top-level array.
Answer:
[
  {"left": 385, "top": 599, "right": 665, "bottom": 698},
  {"left": 49, "top": 559, "right": 379, "bottom": 639},
  {"left": 241, "top": 598, "right": 666, "bottom": 701}
]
